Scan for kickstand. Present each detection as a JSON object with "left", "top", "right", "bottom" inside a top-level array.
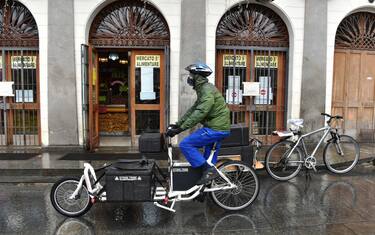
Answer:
[
  {"left": 303, "top": 168, "right": 311, "bottom": 195},
  {"left": 304, "top": 167, "right": 312, "bottom": 182},
  {"left": 154, "top": 199, "right": 176, "bottom": 213}
]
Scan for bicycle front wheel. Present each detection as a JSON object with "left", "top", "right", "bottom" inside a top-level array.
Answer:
[
  {"left": 50, "top": 177, "right": 92, "bottom": 217},
  {"left": 265, "top": 140, "right": 304, "bottom": 181},
  {"left": 323, "top": 135, "right": 360, "bottom": 174},
  {"left": 211, "top": 161, "right": 259, "bottom": 211}
]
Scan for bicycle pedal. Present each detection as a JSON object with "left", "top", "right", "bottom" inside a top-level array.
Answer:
[{"left": 312, "top": 165, "right": 317, "bottom": 172}]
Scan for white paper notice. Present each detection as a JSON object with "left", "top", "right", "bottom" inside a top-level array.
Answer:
[
  {"left": 0, "top": 81, "right": 14, "bottom": 96},
  {"left": 226, "top": 75, "right": 243, "bottom": 104},
  {"left": 243, "top": 82, "right": 260, "bottom": 96},
  {"left": 140, "top": 67, "right": 156, "bottom": 100},
  {"left": 254, "top": 76, "right": 273, "bottom": 105},
  {"left": 16, "top": 90, "right": 33, "bottom": 102},
  {"left": 226, "top": 89, "right": 242, "bottom": 104}
]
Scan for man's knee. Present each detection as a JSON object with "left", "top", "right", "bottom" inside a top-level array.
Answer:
[{"left": 179, "top": 138, "right": 190, "bottom": 149}]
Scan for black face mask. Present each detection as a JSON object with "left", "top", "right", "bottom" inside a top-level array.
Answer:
[{"left": 187, "top": 74, "right": 195, "bottom": 87}]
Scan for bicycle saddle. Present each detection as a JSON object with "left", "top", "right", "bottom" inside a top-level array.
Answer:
[{"left": 287, "top": 119, "right": 304, "bottom": 128}]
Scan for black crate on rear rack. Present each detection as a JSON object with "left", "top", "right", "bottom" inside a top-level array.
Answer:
[
  {"left": 105, "top": 160, "right": 156, "bottom": 202},
  {"left": 139, "top": 133, "right": 164, "bottom": 153},
  {"left": 221, "top": 125, "right": 249, "bottom": 147}
]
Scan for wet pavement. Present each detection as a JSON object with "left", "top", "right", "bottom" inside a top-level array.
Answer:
[
  {"left": 1, "top": 164, "right": 375, "bottom": 234},
  {"left": 0, "top": 143, "right": 373, "bottom": 175}
]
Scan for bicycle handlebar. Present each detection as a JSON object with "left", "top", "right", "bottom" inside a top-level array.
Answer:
[
  {"left": 250, "top": 138, "right": 263, "bottom": 146},
  {"left": 320, "top": 113, "right": 343, "bottom": 125}
]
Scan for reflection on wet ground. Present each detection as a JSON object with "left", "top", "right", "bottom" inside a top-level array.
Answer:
[{"left": 1, "top": 165, "right": 375, "bottom": 234}]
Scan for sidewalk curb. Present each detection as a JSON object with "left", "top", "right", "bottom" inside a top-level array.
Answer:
[{"left": 0, "top": 157, "right": 373, "bottom": 183}]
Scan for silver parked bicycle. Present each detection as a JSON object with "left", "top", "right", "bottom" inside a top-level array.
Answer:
[{"left": 265, "top": 113, "right": 360, "bottom": 181}]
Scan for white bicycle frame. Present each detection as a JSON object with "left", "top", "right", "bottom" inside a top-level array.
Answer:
[
  {"left": 69, "top": 163, "right": 104, "bottom": 201},
  {"left": 69, "top": 139, "right": 237, "bottom": 213}
]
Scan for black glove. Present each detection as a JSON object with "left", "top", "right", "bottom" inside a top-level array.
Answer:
[{"left": 166, "top": 127, "right": 183, "bottom": 137}]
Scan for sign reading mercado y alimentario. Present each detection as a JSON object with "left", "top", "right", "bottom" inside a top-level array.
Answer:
[
  {"left": 135, "top": 55, "right": 160, "bottom": 68},
  {"left": 254, "top": 56, "right": 278, "bottom": 68},
  {"left": 11, "top": 56, "right": 37, "bottom": 69},
  {"left": 223, "top": 54, "right": 246, "bottom": 67}
]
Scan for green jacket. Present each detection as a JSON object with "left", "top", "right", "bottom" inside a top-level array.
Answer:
[{"left": 177, "top": 74, "right": 230, "bottom": 131}]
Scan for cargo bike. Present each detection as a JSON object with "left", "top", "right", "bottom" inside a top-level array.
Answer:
[{"left": 50, "top": 132, "right": 260, "bottom": 217}]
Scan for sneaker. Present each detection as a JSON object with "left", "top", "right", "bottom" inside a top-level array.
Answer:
[{"left": 196, "top": 167, "right": 219, "bottom": 185}]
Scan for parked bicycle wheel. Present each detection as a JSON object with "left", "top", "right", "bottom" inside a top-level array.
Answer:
[
  {"left": 265, "top": 140, "right": 304, "bottom": 181},
  {"left": 50, "top": 177, "right": 92, "bottom": 217},
  {"left": 211, "top": 161, "right": 259, "bottom": 211},
  {"left": 323, "top": 135, "right": 360, "bottom": 174}
]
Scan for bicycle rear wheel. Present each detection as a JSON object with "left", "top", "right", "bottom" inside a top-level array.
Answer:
[
  {"left": 265, "top": 140, "right": 304, "bottom": 181},
  {"left": 323, "top": 135, "right": 360, "bottom": 174},
  {"left": 211, "top": 161, "right": 259, "bottom": 211}
]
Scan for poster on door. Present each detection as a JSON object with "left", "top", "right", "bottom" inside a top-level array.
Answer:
[
  {"left": 135, "top": 55, "right": 159, "bottom": 100},
  {"left": 135, "top": 55, "right": 160, "bottom": 68},
  {"left": 15, "top": 90, "right": 33, "bottom": 102},
  {"left": 226, "top": 75, "right": 242, "bottom": 104},
  {"left": 11, "top": 56, "right": 37, "bottom": 69},
  {"left": 254, "top": 76, "right": 273, "bottom": 105},
  {"left": 140, "top": 67, "right": 156, "bottom": 100},
  {"left": 223, "top": 54, "right": 246, "bottom": 67},
  {"left": 255, "top": 56, "right": 278, "bottom": 68}
]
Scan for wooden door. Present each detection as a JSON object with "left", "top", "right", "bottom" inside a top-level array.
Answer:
[
  {"left": 1, "top": 50, "right": 40, "bottom": 146},
  {"left": 130, "top": 50, "right": 165, "bottom": 144},
  {"left": 216, "top": 50, "right": 251, "bottom": 125},
  {"left": 251, "top": 51, "right": 286, "bottom": 144},
  {"left": 332, "top": 49, "right": 375, "bottom": 140},
  {"left": 88, "top": 46, "right": 100, "bottom": 150},
  {"left": 215, "top": 49, "right": 286, "bottom": 144}
]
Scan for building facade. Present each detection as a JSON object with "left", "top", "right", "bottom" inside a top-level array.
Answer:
[{"left": 0, "top": 0, "right": 374, "bottom": 148}]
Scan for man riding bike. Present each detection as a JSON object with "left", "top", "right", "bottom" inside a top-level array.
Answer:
[{"left": 166, "top": 63, "right": 230, "bottom": 185}]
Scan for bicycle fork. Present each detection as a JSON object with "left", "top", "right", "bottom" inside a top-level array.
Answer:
[{"left": 334, "top": 141, "right": 344, "bottom": 156}]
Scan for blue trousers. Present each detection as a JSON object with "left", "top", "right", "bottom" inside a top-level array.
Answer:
[{"left": 179, "top": 127, "right": 230, "bottom": 168}]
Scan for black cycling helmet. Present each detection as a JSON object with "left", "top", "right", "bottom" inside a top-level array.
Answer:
[{"left": 185, "top": 63, "right": 213, "bottom": 77}]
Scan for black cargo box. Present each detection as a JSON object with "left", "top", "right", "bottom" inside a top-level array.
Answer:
[
  {"left": 105, "top": 160, "right": 155, "bottom": 202},
  {"left": 172, "top": 166, "right": 202, "bottom": 191}
]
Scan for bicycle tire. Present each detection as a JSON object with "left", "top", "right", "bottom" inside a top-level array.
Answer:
[
  {"left": 323, "top": 135, "right": 360, "bottom": 174},
  {"left": 211, "top": 161, "right": 259, "bottom": 211},
  {"left": 50, "top": 177, "right": 93, "bottom": 217},
  {"left": 265, "top": 140, "right": 304, "bottom": 181}
]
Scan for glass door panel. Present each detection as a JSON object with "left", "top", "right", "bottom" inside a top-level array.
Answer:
[{"left": 130, "top": 51, "right": 164, "bottom": 143}]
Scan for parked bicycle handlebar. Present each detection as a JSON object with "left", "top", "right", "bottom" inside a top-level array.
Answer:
[
  {"left": 320, "top": 113, "right": 343, "bottom": 125},
  {"left": 250, "top": 138, "right": 263, "bottom": 147}
]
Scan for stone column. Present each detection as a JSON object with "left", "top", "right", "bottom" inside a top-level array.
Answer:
[
  {"left": 48, "top": 0, "right": 79, "bottom": 145},
  {"left": 178, "top": 0, "right": 206, "bottom": 140},
  {"left": 300, "top": 0, "right": 327, "bottom": 137}
]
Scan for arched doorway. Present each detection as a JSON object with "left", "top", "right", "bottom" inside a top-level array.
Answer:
[
  {"left": 84, "top": 0, "right": 170, "bottom": 149},
  {"left": 215, "top": 3, "right": 289, "bottom": 144},
  {"left": 332, "top": 12, "right": 375, "bottom": 141},
  {"left": 0, "top": 1, "right": 40, "bottom": 146}
]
